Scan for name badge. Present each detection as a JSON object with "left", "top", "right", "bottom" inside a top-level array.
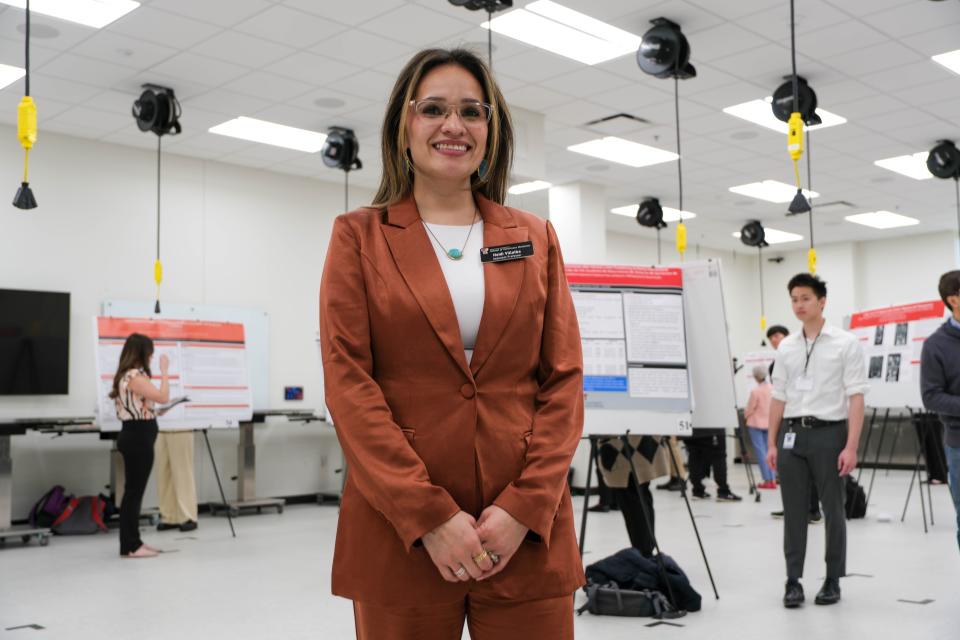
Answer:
[
  {"left": 480, "top": 241, "right": 534, "bottom": 263},
  {"left": 794, "top": 375, "right": 814, "bottom": 392},
  {"left": 783, "top": 432, "right": 797, "bottom": 450}
]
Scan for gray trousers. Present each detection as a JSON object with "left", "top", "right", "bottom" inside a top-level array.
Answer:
[{"left": 778, "top": 422, "right": 848, "bottom": 580}]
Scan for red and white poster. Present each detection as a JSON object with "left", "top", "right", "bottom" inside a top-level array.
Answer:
[
  {"left": 94, "top": 317, "right": 252, "bottom": 431},
  {"left": 566, "top": 264, "right": 692, "bottom": 436},
  {"left": 848, "top": 300, "right": 946, "bottom": 408}
]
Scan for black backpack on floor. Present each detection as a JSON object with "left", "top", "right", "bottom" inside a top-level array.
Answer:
[
  {"left": 577, "top": 582, "right": 676, "bottom": 618},
  {"left": 845, "top": 476, "right": 867, "bottom": 519}
]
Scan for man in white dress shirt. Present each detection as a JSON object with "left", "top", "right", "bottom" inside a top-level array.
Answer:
[{"left": 766, "top": 273, "right": 867, "bottom": 609}]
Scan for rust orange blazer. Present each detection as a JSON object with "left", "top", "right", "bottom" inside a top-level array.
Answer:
[{"left": 319, "top": 194, "right": 585, "bottom": 606}]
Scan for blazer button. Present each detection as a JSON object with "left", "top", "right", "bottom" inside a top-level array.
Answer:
[{"left": 460, "top": 383, "right": 476, "bottom": 399}]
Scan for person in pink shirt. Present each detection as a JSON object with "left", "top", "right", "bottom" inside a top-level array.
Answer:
[{"left": 745, "top": 365, "right": 777, "bottom": 488}]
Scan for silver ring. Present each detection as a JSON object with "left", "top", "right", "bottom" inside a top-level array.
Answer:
[
  {"left": 489, "top": 552, "right": 500, "bottom": 565},
  {"left": 454, "top": 565, "right": 467, "bottom": 577}
]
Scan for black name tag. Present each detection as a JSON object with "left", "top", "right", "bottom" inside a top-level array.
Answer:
[{"left": 480, "top": 241, "right": 534, "bottom": 263}]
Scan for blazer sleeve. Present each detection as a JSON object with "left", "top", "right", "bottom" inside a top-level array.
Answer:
[
  {"left": 320, "top": 215, "right": 461, "bottom": 551},
  {"left": 493, "top": 220, "right": 584, "bottom": 547}
]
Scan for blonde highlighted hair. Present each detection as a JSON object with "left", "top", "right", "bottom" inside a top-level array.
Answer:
[{"left": 371, "top": 48, "right": 514, "bottom": 208}]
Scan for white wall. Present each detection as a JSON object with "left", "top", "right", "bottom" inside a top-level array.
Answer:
[{"left": 1, "top": 128, "right": 360, "bottom": 517}]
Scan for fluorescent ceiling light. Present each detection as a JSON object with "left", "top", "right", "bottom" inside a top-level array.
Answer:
[
  {"left": 874, "top": 152, "right": 932, "bottom": 180},
  {"left": 732, "top": 228, "right": 803, "bottom": 245},
  {"left": 0, "top": 63, "right": 25, "bottom": 91},
  {"left": 611, "top": 205, "right": 696, "bottom": 222},
  {"left": 845, "top": 211, "right": 919, "bottom": 229},
  {"left": 723, "top": 97, "right": 846, "bottom": 133},
  {"left": 483, "top": 0, "right": 641, "bottom": 65},
  {"left": 568, "top": 137, "right": 678, "bottom": 168},
  {"left": 0, "top": 0, "right": 140, "bottom": 29},
  {"left": 508, "top": 180, "right": 552, "bottom": 195},
  {"left": 932, "top": 49, "right": 960, "bottom": 75},
  {"left": 209, "top": 117, "right": 327, "bottom": 153},
  {"left": 728, "top": 180, "right": 819, "bottom": 203}
]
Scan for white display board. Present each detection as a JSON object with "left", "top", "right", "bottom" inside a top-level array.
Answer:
[
  {"left": 567, "top": 260, "right": 737, "bottom": 436},
  {"left": 847, "top": 300, "right": 947, "bottom": 408},
  {"left": 94, "top": 316, "right": 253, "bottom": 431},
  {"left": 103, "top": 300, "right": 269, "bottom": 410}
]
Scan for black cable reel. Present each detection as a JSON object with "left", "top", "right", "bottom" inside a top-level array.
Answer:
[{"left": 132, "top": 85, "right": 182, "bottom": 137}]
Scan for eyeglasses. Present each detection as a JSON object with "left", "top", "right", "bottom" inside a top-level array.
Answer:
[{"left": 409, "top": 99, "right": 492, "bottom": 123}]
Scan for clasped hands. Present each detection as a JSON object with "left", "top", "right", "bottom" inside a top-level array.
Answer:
[{"left": 421, "top": 506, "right": 528, "bottom": 583}]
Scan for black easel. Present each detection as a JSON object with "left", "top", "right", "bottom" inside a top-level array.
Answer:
[
  {"left": 902, "top": 409, "right": 938, "bottom": 533},
  {"left": 863, "top": 408, "right": 892, "bottom": 507},
  {"left": 854, "top": 407, "right": 878, "bottom": 484},
  {"left": 577, "top": 433, "right": 719, "bottom": 601},
  {"left": 201, "top": 429, "right": 236, "bottom": 538},
  {"left": 734, "top": 411, "right": 759, "bottom": 502}
]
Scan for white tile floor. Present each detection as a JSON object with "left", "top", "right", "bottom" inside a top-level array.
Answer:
[{"left": 1, "top": 468, "right": 957, "bottom": 639}]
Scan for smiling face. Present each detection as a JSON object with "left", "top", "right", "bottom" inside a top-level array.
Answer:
[
  {"left": 405, "top": 63, "right": 488, "bottom": 188},
  {"left": 790, "top": 285, "right": 826, "bottom": 324}
]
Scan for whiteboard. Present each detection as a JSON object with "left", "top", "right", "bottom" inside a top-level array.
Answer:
[
  {"left": 681, "top": 260, "right": 739, "bottom": 430},
  {"left": 103, "top": 300, "right": 270, "bottom": 411}
]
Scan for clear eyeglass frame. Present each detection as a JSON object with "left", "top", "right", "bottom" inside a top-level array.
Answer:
[{"left": 409, "top": 99, "right": 493, "bottom": 124}]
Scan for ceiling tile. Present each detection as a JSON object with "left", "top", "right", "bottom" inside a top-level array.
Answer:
[
  {"left": 902, "top": 24, "right": 960, "bottom": 58},
  {"left": 263, "top": 52, "right": 363, "bottom": 86},
  {"left": 45, "top": 106, "right": 127, "bottom": 137},
  {"left": 687, "top": 22, "right": 773, "bottom": 60},
  {"left": 506, "top": 85, "right": 572, "bottom": 112},
  {"left": 283, "top": 0, "right": 406, "bottom": 26},
  {"left": 69, "top": 31, "right": 178, "bottom": 70},
  {"left": 830, "top": 93, "right": 910, "bottom": 120},
  {"left": 250, "top": 103, "right": 327, "bottom": 131},
  {"left": 539, "top": 68, "right": 632, "bottom": 98},
  {"left": 485, "top": 49, "right": 584, "bottom": 85},
  {"left": 354, "top": 3, "right": 473, "bottom": 48},
  {"left": 327, "top": 69, "right": 397, "bottom": 102},
  {"left": 183, "top": 88, "right": 274, "bottom": 116},
  {"left": 829, "top": 41, "right": 926, "bottom": 77},
  {"left": 146, "top": 0, "right": 274, "bottom": 28},
  {"left": 233, "top": 5, "right": 346, "bottom": 48},
  {"left": 37, "top": 52, "right": 138, "bottom": 88},
  {"left": 28, "top": 73, "right": 101, "bottom": 103},
  {"left": 0, "top": 36, "right": 57, "bottom": 69},
  {"left": 149, "top": 52, "right": 249, "bottom": 87},
  {"left": 862, "top": 2, "right": 960, "bottom": 38},
  {"left": 288, "top": 88, "right": 374, "bottom": 119},
  {"left": 109, "top": 6, "right": 223, "bottom": 49},
  {"left": 307, "top": 28, "right": 414, "bottom": 70},
  {"left": 0, "top": 10, "right": 94, "bottom": 51},
  {"left": 190, "top": 31, "right": 296, "bottom": 69},
  {"left": 221, "top": 71, "right": 314, "bottom": 102}
]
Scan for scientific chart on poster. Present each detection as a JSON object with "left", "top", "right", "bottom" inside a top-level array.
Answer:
[
  {"left": 568, "top": 265, "right": 692, "bottom": 436},
  {"left": 848, "top": 300, "right": 947, "bottom": 408},
  {"left": 94, "top": 317, "right": 253, "bottom": 431}
]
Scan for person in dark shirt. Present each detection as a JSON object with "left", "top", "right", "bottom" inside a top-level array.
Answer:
[{"left": 920, "top": 270, "right": 960, "bottom": 552}]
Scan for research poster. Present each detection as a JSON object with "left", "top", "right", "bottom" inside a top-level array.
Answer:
[
  {"left": 567, "top": 265, "right": 692, "bottom": 436},
  {"left": 94, "top": 317, "right": 253, "bottom": 431},
  {"left": 848, "top": 300, "right": 946, "bottom": 407}
]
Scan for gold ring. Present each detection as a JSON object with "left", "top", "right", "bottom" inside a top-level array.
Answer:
[{"left": 473, "top": 550, "right": 489, "bottom": 564}]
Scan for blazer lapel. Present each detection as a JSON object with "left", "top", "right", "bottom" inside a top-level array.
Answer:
[
  {"left": 470, "top": 196, "right": 527, "bottom": 377},
  {"left": 381, "top": 197, "right": 471, "bottom": 380}
]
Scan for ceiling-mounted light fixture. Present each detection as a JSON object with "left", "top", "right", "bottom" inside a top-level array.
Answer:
[
  {"left": 0, "top": 0, "right": 140, "bottom": 29},
  {"left": 874, "top": 152, "right": 933, "bottom": 180},
  {"left": 508, "top": 180, "right": 551, "bottom": 195},
  {"left": 132, "top": 83, "right": 182, "bottom": 314},
  {"left": 636, "top": 17, "right": 695, "bottom": 262},
  {"left": 12, "top": 0, "right": 36, "bottom": 211}
]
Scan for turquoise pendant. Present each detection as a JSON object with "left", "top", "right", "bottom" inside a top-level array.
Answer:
[{"left": 447, "top": 248, "right": 463, "bottom": 260}]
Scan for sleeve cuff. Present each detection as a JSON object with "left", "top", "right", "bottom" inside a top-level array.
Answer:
[
  {"left": 394, "top": 494, "right": 462, "bottom": 553},
  {"left": 493, "top": 486, "right": 559, "bottom": 549}
]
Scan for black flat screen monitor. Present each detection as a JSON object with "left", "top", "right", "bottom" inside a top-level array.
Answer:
[{"left": 0, "top": 288, "right": 70, "bottom": 395}]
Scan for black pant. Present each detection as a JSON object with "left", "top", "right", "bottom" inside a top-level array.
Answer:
[
  {"left": 612, "top": 474, "right": 655, "bottom": 556},
  {"left": 687, "top": 431, "right": 729, "bottom": 493},
  {"left": 118, "top": 419, "right": 158, "bottom": 555}
]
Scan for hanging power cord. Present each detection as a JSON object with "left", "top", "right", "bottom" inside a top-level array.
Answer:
[
  {"left": 14, "top": 0, "right": 38, "bottom": 209},
  {"left": 758, "top": 246, "right": 767, "bottom": 345},
  {"left": 806, "top": 129, "right": 817, "bottom": 273},
  {"left": 344, "top": 169, "right": 349, "bottom": 213},
  {"left": 154, "top": 135, "right": 163, "bottom": 313},
  {"left": 487, "top": 8, "right": 493, "bottom": 70},
  {"left": 674, "top": 75, "right": 686, "bottom": 261},
  {"left": 785, "top": 0, "right": 808, "bottom": 217},
  {"left": 955, "top": 177, "right": 960, "bottom": 248}
]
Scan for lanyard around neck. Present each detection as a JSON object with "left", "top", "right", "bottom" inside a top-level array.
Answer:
[{"left": 802, "top": 321, "right": 824, "bottom": 375}]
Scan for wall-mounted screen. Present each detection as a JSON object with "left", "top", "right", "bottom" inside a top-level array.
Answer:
[{"left": 0, "top": 288, "right": 70, "bottom": 395}]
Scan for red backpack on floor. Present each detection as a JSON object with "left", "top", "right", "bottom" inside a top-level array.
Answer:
[{"left": 51, "top": 496, "right": 109, "bottom": 535}]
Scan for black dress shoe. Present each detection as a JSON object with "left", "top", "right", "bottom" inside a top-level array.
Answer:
[
  {"left": 809, "top": 510, "right": 823, "bottom": 524},
  {"left": 783, "top": 581, "right": 805, "bottom": 608},
  {"left": 587, "top": 503, "right": 611, "bottom": 513},
  {"left": 179, "top": 520, "right": 198, "bottom": 532},
  {"left": 815, "top": 578, "right": 841, "bottom": 605},
  {"left": 657, "top": 477, "right": 685, "bottom": 492},
  {"left": 157, "top": 522, "right": 180, "bottom": 531},
  {"left": 692, "top": 490, "right": 711, "bottom": 500}
]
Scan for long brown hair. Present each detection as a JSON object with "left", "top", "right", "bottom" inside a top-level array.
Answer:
[
  {"left": 108, "top": 333, "right": 154, "bottom": 399},
  {"left": 371, "top": 48, "right": 514, "bottom": 208}
]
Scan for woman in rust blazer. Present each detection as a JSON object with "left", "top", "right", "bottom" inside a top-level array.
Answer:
[{"left": 320, "top": 48, "right": 585, "bottom": 639}]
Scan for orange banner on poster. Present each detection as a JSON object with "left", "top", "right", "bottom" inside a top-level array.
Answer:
[
  {"left": 96, "top": 317, "right": 245, "bottom": 343},
  {"left": 849, "top": 300, "right": 945, "bottom": 329}
]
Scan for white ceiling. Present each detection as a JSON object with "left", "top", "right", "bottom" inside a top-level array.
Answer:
[{"left": 1, "top": 0, "right": 959, "bottom": 253}]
